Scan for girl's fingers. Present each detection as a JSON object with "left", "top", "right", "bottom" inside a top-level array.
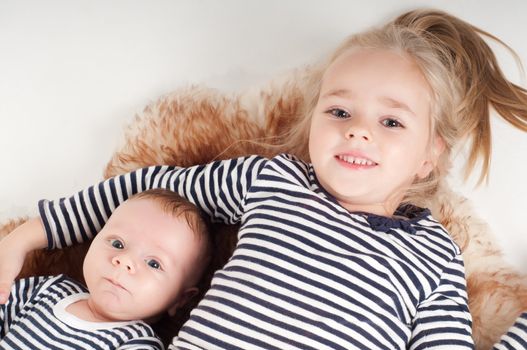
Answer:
[{"left": 0, "top": 282, "right": 12, "bottom": 304}]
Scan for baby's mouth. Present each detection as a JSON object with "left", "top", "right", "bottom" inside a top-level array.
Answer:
[{"left": 105, "top": 277, "right": 128, "bottom": 292}]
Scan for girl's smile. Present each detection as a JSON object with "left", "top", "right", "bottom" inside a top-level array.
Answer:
[
  {"left": 309, "top": 48, "right": 442, "bottom": 216},
  {"left": 335, "top": 152, "right": 378, "bottom": 169}
]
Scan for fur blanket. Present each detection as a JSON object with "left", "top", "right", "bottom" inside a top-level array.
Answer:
[{"left": 1, "top": 69, "right": 526, "bottom": 349}]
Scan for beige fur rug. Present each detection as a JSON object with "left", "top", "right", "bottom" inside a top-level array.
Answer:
[{"left": 2, "top": 68, "right": 526, "bottom": 349}]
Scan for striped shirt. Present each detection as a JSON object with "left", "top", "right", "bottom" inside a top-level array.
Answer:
[
  {"left": 0, "top": 275, "right": 163, "bottom": 349},
  {"left": 494, "top": 313, "right": 527, "bottom": 350},
  {"left": 39, "top": 154, "right": 474, "bottom": 349}
]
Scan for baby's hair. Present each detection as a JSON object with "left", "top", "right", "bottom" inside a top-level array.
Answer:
[
  {"left": 130, "top": 189, "right": 208, "bottom": 239},
  {"left": 129, "top": 188, "right": 211, "bottom": 284},
  {"left": 282, "top": 8, "right": 527, "bottom": 205}
]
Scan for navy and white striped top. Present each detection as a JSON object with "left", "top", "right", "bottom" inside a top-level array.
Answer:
[
  {"left": 39, "top": 154, "right": 474, "bottom": 349},
  {"left": 0, "top": 275, "right": 163, "bottom": 349},
  {"left": 494, "top": 313, "right": 527, "bottom": 350}
]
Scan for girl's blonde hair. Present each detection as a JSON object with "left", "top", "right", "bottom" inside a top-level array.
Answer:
[{"left": 281, "top": 9, "right": 527, "bottom": 205}]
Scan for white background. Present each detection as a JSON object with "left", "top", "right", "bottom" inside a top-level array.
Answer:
[{"left": 0, "top": 0, "right": 526, "bottom": 272}]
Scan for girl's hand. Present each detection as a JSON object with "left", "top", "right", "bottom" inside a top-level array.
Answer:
[{"left": 0, "top": 218, "right": 47, "bottom": 304}]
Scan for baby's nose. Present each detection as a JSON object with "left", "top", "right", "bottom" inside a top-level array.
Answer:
[{"left": 111, "top": 255, "right": 136, "bottom": 273}]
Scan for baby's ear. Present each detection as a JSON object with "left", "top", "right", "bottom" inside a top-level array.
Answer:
[{"left": 167, "top": 287, "right": 199, "bottom": 317}]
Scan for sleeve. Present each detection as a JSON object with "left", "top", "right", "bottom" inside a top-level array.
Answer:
[
  {"left": 0, "top": 276, "right": 49, "bottom": 338},
  {"left": 409, "top": 254, "right": 474, "bottom": 349},
  {"left": 492, "top": 312, "right": 527, "bottom": 350},
  {"left": 38, "top": 155, "right": 267, "bottom": 249},
  {"left": 117, "top": 336, "right": 164, "bottom": 349}
]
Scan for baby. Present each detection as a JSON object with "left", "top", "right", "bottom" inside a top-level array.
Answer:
[
  {"left": 0, "top": 189, "right": 210, "bottom": 350},
  {"left": 3, "top": 8, "right": 527, "bottom": 349}
]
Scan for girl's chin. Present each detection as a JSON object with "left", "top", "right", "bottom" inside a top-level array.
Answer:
[{"left": 332, "top": 195, "right": 390, "bottom": 214}]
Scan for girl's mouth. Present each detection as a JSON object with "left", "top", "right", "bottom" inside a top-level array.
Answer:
[{"left": 335, "top": 154, "right": 378, "bottom": 168}]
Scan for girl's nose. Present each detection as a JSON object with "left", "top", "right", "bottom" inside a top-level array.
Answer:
[
  {"left": 345, "top": 120, "right": 372, "bottom": 142},
  {"left": 112, "top": 255, "right": 136, "bottom": 274}
]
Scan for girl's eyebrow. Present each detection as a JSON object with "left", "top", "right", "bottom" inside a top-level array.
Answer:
[
  {"left": 321, "top": 89, "right": 416, "bottom": 116},
  {"left": 321, "top": 88, "right": 354, "bottom": 100},
  {"left": 379, "top": 97, "right": 416, "bottom": 117}
]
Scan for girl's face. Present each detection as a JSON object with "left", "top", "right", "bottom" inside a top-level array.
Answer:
[{"left": 309, "top": 48, "right": 442, "bottom": 216}]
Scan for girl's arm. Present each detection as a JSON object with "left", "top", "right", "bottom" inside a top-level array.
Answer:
[
  {"left": 0, "top": 218, "right": 47, "bottom": 304},
  {"left": 491, "top": 312, "right": 527, "bottom": 350},
  {"left": 39, "top": 155, "right": 267, "bottom": 249},
  {"left": 409, "top": 254, "right": 474, "bottom": 349},
  {"left": 117, "top": 337, "right": 164, "bottom": 350},
  {"left": 0, "top": 275, "right": 48, "bottom": 333}
]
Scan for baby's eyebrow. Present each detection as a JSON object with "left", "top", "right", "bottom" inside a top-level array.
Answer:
[{"left": 149, "top": 243, "right": 174, "bottom": 265}]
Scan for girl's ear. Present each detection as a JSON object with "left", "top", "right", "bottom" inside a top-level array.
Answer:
[
  {"left": 417, "top": 136, "right": 445, "bottom": 179},
  {"left": 167, "top": 287, "right": 199, "bottom": 316}
]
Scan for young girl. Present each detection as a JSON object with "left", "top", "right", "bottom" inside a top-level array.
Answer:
[{"left": 1, "top": 8, "right": 527, "bottom": 350}]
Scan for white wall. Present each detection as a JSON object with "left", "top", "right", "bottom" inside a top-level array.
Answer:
[{"left": 1, "top": 0, "right": 525, "bottom": 272}]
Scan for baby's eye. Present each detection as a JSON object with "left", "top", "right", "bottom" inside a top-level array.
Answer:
[
  {"left": 110, "top": 239, "right": 124, "bottom": 249},
  {"left": 382, "top": 117, "right": 404, "bottom": 128},
  {"left": 146, "top": 259, "right": 161, "bottom": 270},
  {"left": 327, "top": 108, "right": 350, "bottom": 119}
]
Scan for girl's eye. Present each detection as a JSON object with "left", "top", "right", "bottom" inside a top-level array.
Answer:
[
  {"left": 327, "top": 108, "right": 350, "bottom": 119},
  {"left": 146, "top": 259, "right": 161, "bottom": 270},
  {"left": 382, "top": 118, "right": 404, "bottom": 128},
  {"left": 110, "top": 239, "right": 124, "bottom": 249}
]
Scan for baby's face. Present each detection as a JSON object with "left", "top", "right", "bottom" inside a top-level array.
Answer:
[{"left": 82, "top": 198, "right": 200, "bottom": 321}]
